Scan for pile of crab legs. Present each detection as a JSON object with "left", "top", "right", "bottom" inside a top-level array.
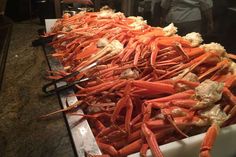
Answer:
[{"left": 43, "top": 7, "right": 236, "bottom": 157}]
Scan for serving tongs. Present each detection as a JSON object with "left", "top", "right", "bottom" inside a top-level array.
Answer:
[{"left": 42, "top": 62, "right": 97, "bottom": 96}]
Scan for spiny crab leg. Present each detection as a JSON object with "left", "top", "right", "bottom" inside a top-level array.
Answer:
[
  {"left": 164, "top": 114, "right": 189, "bottom": 138},
  {"left": 158, "top": 51, "right": 211, "bottom": 80},
  {"left": 111, "top": 82, "right": 133, "bottom": 135},
  {"left": 198, "top": 59, "right": 230, "bottom": 80},
  {"left": 227, "top": 53, "right": 236, "bottom": 60},
  {"left": 140, "top": 143, "right": 149, "bottom": 157},
  {"left": 173, "top": 42, "right": 189, "bottom": 61},
  {"left": 132, "top": 80, "right": 176, "bottom": 94},
  {"left": 146, "top": 89, "right": 195, "bottom": 103},
  {"left": 97, "top": 141, "right": 118, "bottom": 157},
  {"left": 199, "top": 123, "right": 219, "bottom": 157},
  {"left": 150, "top": 38, "right": 160, "bottom": 66},
  {"left": 39, "top": 100, "right": 83, "bottom": 118},
  {"left": 141, "top": 123, "right": 164, "bottom": 157},
  {"left": 74, "top": 40, "right": 123, "bottom": 71}
]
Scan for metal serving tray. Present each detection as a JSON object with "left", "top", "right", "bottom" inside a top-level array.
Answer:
[
  {"left": 44, "top": 20, "right": 236, "bottom": 157},
  {"left": 43, "top": 45, "right": 102, "bottom": 157},
  {"left": 44, "top": 43, "right": 236, "bottom": 157},
  {"left": 129, "top": 124, "right": 236, "bottom": 157}
]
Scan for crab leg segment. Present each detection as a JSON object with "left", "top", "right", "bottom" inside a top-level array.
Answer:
[
  {"left": 141, "top": 123, "right": 164, "bottom": 157},
  {"left": 132, "top": 80, "right": 175, "bottom": 94},
  {"left": 199, "top": 124, "right": 219, "bottom": 157}
]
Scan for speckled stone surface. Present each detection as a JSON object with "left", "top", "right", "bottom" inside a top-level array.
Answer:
[{"left": 0, "top": 20, "right": 75, "bottom": 157}]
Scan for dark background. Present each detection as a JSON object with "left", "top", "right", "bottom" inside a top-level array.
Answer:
[
  {"left": 4, "top": 0, "right": 236, "bottom": 52},
  {"left": 5, "top": 0, "right": 56, "bottom": 22}
]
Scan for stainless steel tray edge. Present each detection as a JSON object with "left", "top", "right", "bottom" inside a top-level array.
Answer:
[{"left": 43, "top": 45, "right": 102, "bottom": 157}]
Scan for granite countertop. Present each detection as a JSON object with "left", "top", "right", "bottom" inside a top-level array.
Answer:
[{"left": 0, "top": 20, "right": 75, "bottom": 157}]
